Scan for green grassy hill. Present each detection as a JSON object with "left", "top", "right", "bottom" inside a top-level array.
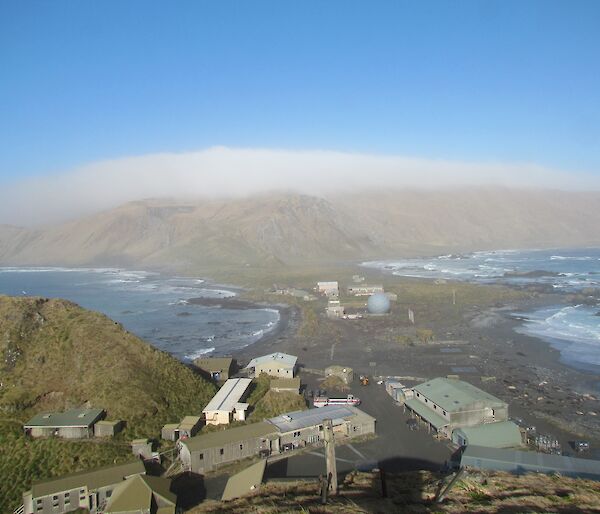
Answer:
[{"left": 0, "top": 295, "right": 217, "bottom": 513}]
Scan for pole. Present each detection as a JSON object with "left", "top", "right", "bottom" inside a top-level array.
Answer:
[{"left": 323, "top": 418, "right": 338, "bottom": 495}]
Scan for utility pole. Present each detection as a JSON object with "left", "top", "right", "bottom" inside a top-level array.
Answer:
[
  {"left": 452, "top": 289, "right": 456, "bottom": 306},
  {"left": 323, "top": 418, "right": 338, "bottom": 495}
]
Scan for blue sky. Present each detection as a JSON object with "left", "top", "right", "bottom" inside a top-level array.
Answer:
[{"left": 1, "top": 0, "right": 599, "bottom": 184}]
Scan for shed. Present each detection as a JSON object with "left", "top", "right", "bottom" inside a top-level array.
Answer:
[
  {"left": 131, "top": 439, "right": 153, "bottom": 460},
  {"left": 194, "top": 357, "right": 234, "bottom": 381},
  {"left": 94, "top": 420, "right": 123, "bottom": 437},
  {"left": 325, "top": 365, "right": 354, "bottom": 385},
  {"left": 452, "top": 421, "right": 523, "bottom": 448},
  {"left": 270, "top": 377, "right": 301, "bottom": 394},
  {"left": 161, "top": 424, "right": 181, "bottom": 442},
  {"left": 222, "top": 459, "right": 267, "bottom": 501},
  {"left": 461, "top": 445, "right": 600, "bottom": 480},
  {"left": 178, "top": 416, "right": 202, "bottom": 438},
  {"left": 105, "top": 474, "right": 177, "bottom": 514}
]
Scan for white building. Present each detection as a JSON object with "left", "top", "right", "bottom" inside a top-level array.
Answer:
[
  {"left": 316, "top": 281, "right": 339, "bottom": 297},
  {"left": 245, "top": 352, "right": 297, "bottom": 378},
  {"left": 203, "top": 378, "right": 252, "bottom": 425}
]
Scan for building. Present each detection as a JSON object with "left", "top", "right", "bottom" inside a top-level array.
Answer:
[
  {"left": 178, "top": 422, "right": 279, "bottom": 473},
  {"left": 131, "top": 439, "right": 153, "bottom": 460},
  {"left": 203, "top": 378, "right": 252, "bottom": 425},
  {"left": 22, "top": 461, "right": 145, "bottom": 514},
  {"left": 162, "top": 416, "right": 203, "bottom": 440},
  {"left": 245, "top": 352, "right": 297, "bottom": 378},
  {"left": 194, "top": 357, "right": 234, "bottom": 382},
  {"left": 93, "top": 420, "right": 123, "bottom": 438},
  {"left": 105, "top": 474, "right": 177, "bottom": 514},
  {"left": 270, "top": 377, "right": 301, "bottom": 394},
  {"left": 460, "top": 445, "right": 600, "bottom": 480},
  {"left": 268, "top": 405, "right": 376, "bottom": 450},
  {"left": 24, "top": 408, "right": 105, "bottom": 439},
  {"left": 452, "top": 421, "right": 523, "bottom": 448},
  {"left": 325, "top": 365, "right": 354, "bottom": 385},
  {"left": 316, "top": 281, "right": 339, "bottom": 297},
  {"left": 346, "top": 285, "right": 384, "bottom": 296},
  {"left": 178, "top": 406, "right": 376, "bottom": 474},
  {"left": 221, "top": 460, "right": 267, "bottom": 501},
  {"left": 384, "top": 379, "right": 410, "bottom": 402},
  {"left": 326, "top": 300, "right": 345, "bottom": 319},
  {"left": 404, "top": 377, "right": 508, "bottom": 438}
]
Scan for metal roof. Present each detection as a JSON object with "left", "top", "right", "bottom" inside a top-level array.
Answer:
[
  {"left": 181, "top": 422, "right": 278, "bottom": 452},
  {"left": 404, "top": 398, "right": 449, "bottom": 430},
  {"left": 268, "top": 405, "right": 354, "bottom": 433},
  {"left": 461, "top": 445, "right": 600, "bottom": 480},
  {"left": 105, "top": 474, "right": 176, "bottom": 513},
  {"left": 32, "top": 461, "right": 145, "bottom": 498},
  {"left": 222, "top": 459, "right": 267, "bottom": 501},
  {"left": 25, "top": 408, "right": 105, "bottom": 428},
  {"left": 245, "top": 352, "right": 297, "bottom": 370},
  {"left": 414, "top": 378, "right": 506, "bottom": 413},
  {"left": 453, "top": 421, "right": 522, "bottom": 448},
  {"left": 203, "top": 378, "right": 252, "bottom": 413}
]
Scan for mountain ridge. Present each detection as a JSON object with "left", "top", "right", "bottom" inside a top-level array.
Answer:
[{"left": 1, "top": 188, "right": 600, "bottom": 271}]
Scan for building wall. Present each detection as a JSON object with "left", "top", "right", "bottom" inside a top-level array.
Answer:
[
  {"left": 94, "top": 422, "right": 122, "bottom": 437},
  {"left": 161, "top": 426, "right": 178, "bottom": 441},
  {"left": 183, "top": 435, "right": 275, "bottom": 473},
  {"left": 27, "top": 487, "right": 86, "bottom": 514},
  {"left": 204, "top": 410, "right": 232, "bottom": 426},
  {"left": 255, "top": 362, "right": 294, "bottom": 378}
]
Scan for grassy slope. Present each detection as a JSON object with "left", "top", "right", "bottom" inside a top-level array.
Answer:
[
  {"left": 191, "top": 469, "right": 600, "bottom": 513},
  {"left": 0, "top": 295, "right": 217, "bottom": 513}
]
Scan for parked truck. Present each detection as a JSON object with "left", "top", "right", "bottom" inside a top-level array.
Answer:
[{"left": 313, "top": 394, "right": 361, "bottom": 408}]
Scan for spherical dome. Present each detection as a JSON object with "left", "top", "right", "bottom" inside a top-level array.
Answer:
[{"left": 367, "top": 293, "right": 391, "bottom": 314}]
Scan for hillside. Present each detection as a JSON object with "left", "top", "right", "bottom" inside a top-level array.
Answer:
[
  {"left": 0, "top": 295, "right": 217, "bottom": 513},
  {"left": 193, "top": 469, "right": 600, "bottom": 513},
  {"left": 1, "top": 189, "right": 600, "bottom": 271}
]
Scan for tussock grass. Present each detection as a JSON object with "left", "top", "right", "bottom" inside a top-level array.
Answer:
[{"left": 0, "top": 295, "right": 217, "bottom": 513}]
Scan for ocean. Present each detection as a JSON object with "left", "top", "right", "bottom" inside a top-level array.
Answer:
[
  {"left": 363, "top": 248, "right": 600, "bottom": 373},
  {"left": 0, "top": 267, "right": 280, "bottom": 361}
]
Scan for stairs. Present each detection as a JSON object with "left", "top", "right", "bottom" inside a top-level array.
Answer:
[
  {"left": 165, "top": 458, "right": 185, "bottom": 478},
  {"left": 13, "top": 505, "right": 24, "bottom": 514}
]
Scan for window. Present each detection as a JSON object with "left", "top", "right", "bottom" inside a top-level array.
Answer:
[
  {"left": 199, "top": 453, "right": 204, "bottom": 460},
  {"left": 424, "top": 398, "right": 428, "bottom": 403},
  {"left": 433, "top": 405, "right": 437, "bottom": 409},
  {"left": 239, "top": 444, "right": 243, "bottom": 450},
  {"left": 220, "top": 448, "right": 224, "bottom": 455},
  {"left": 443, "top": 411, "right": 447, "bottom": 416},
  {"left": 53, "top": 496, "right": 58, "bottom": 501},
  {"left": 106, "top": 490, "right": 112, "bottom": 498},
  {"left": 64, "top": 492, "right": 70, "bottom": 498},
  {"left": 36, "top": 500, "right": 43, "bottom": 505}
]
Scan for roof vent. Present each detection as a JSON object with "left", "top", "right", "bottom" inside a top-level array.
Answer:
[
  {"left": 78, "top": 413, "right": 87, "bottom": 418},
  {"left": 282, "top": 415, "right": 292, "bottom": 421},
  {"left": 43, "top": 414, "right": 51, "bottom": 419}
]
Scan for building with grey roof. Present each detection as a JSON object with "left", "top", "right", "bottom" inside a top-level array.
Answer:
[
  {"left": 24, "top": 408, "right": 105, "bottom": 439},
  {"left": 21, "top": 461, "right": 145, "bottom": 514},
  {"left": 269, "top": 405, "right": 376, "bottom": 450},
  {"left": 404, "top": 377, "right": 508, "bottom": 438},
  {"left": 461, "top": 445, "right": 600, "bottom": 480},
  {"left": 177, "top": 405, "right": 376, "bottom": 474},
  {"left": 244, "top": 352, "right": 297, "bottom": 378}
]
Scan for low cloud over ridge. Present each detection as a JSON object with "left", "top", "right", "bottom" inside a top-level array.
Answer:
[{"left": 1, "top": 147, "right": 598, "bottom": 226}]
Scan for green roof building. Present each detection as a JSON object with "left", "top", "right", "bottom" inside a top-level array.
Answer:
[
  {"left": 405, "top": 377, "right": 508, "bottom": 438},
  {"left": 22, "top": 461, "right": 145, "bottom": 514},
  {"left": 178, "top": 422, "right": 278, "bottom": 474},
  {"left": 452, "top": 421, "right": 523, "bottom": 448},
  {"left": 105, "top": 474, "right": 177, "bottom": 514},
  {"left": 24, "top": 408, "right": 105, "bottom": 439}
]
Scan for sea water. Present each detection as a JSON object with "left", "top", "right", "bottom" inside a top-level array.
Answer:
[
  {"left": 0, "top": 268, "right": 280, "bottom": 361},
  {"left": 364, "top": 248, "right": 600, "bottom": 373}
]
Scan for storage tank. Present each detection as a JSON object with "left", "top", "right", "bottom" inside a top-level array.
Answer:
[{"left": 367, "top": 292, "right": 391, "bottom": 314}]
